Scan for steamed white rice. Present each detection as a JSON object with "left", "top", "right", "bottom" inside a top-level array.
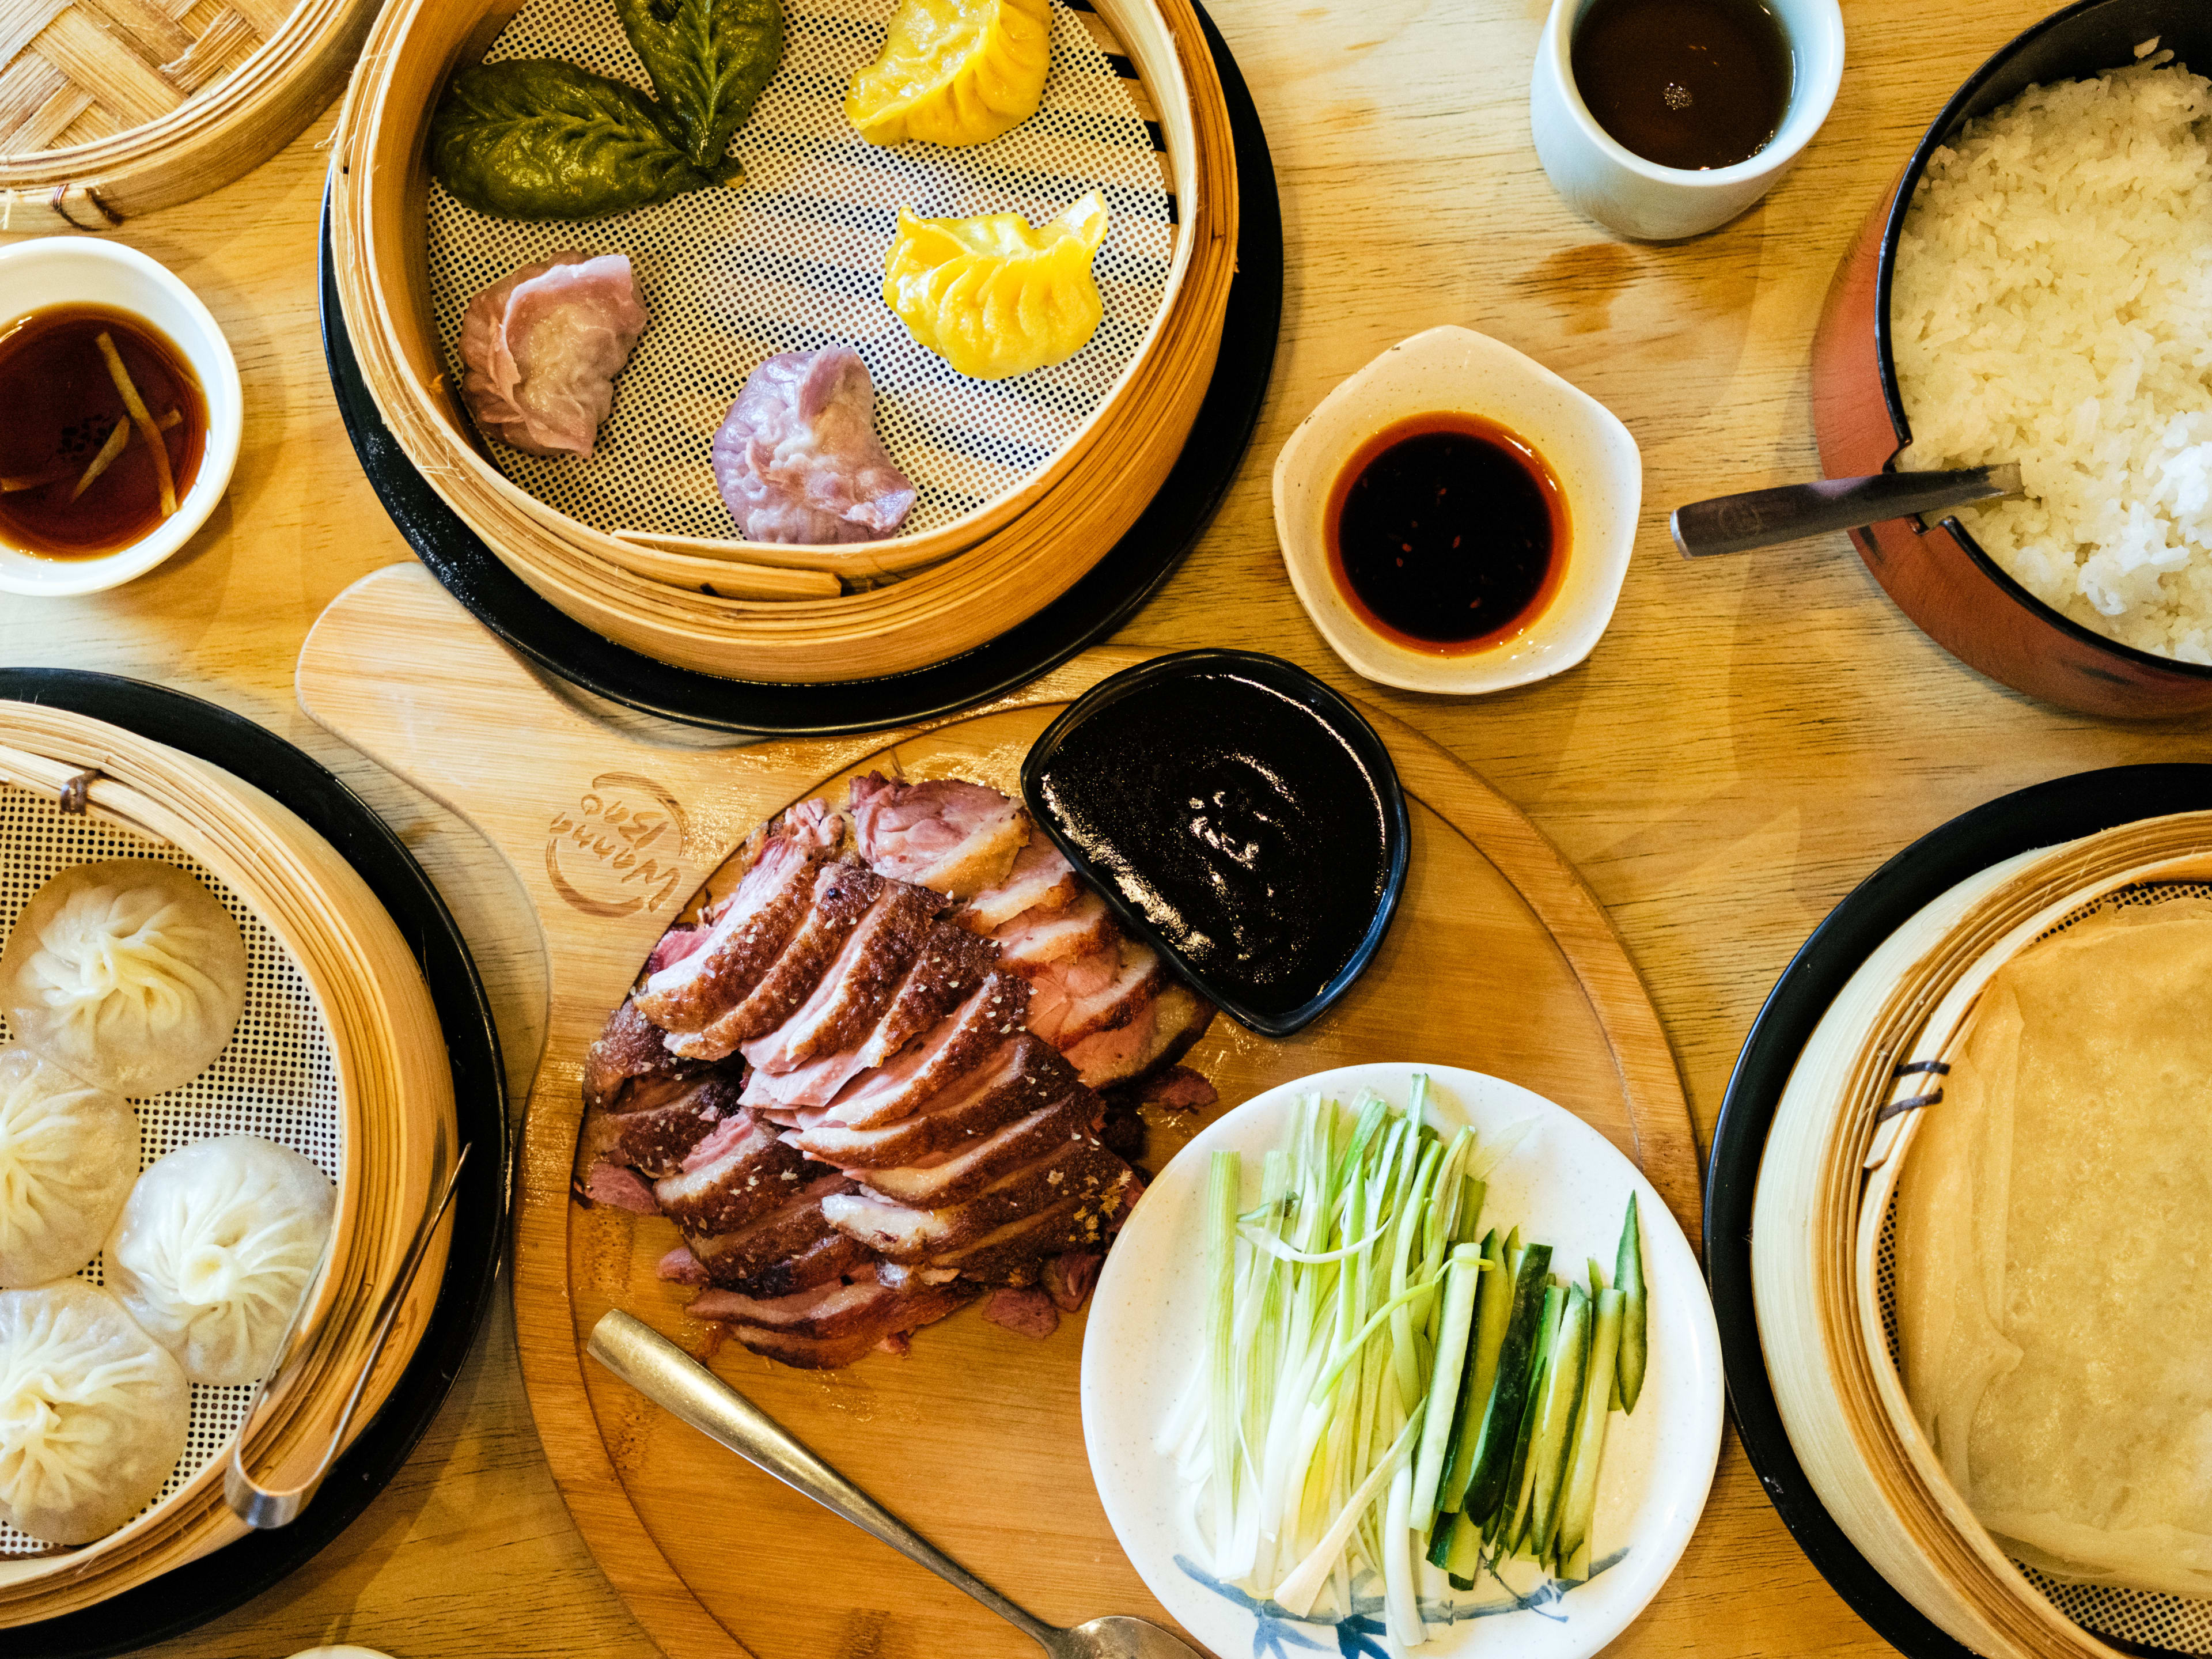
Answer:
[{"left": 1892, "top": 55, "right": 2212, "bottom": 661}]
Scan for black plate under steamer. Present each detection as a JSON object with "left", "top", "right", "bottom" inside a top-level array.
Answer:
[
  {"left": 1707, "top": 763, "right": 2212, "bottom": 1659},
  {"left": 1, "top": 669, "right": 510, "bottom": 1659},
  {"left": 319, "top": 0, "right": 1283, "bottom": 737}
]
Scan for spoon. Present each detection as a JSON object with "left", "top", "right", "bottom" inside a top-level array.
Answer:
[
  {"left": 586, "top": 1309, "right": 1206, "bottom": 1659},
  {"left": 1671, "top": 463, "right": 2022, "bottom": 558}
]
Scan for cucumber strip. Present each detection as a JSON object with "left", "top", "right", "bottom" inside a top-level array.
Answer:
[
  {"left": 1445, "top": 1505, "right": 1484, "bottom": 1581},
  {"left": 1560, "top": 1536, "right": 1592, "bottom": 1585},
  {"left": 1438, "top": 1229, "right": 1510, "bottom": 1513},
  {"left": 1556, "top": 1286, "right": 1624, "bottom": 1570},
  {"left": 1527, "top": 1283, "right": 1591, "bottom": 1560},
  {"left": 1587, "top": 1256, "right": 1607, "bottom": 1294},
  {"left": 1457, "top": 1175, "right": 1487, "bottom": 1247},
  {"left": 1458, "top": 1243, "right": 1554, "bottom": 1527},
  {"left": 1616, "top": 1192, "right": 1649, "bottom": 1413},
  {"left": 1410, "top": 1244, "right": 1484, "bottom": 1519},
  {"left": 1491, "top": 1282, "right": 1562, "bottom": 1547}
]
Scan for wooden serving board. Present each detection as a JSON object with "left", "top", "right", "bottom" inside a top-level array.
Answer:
[{"left": 296, "top": 564, "right": 1701, "bottom": 1659}]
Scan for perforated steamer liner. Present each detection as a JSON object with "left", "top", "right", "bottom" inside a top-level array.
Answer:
[
  {"left": 328, "top": 0, "right": 1240, "bottom": 683},
  {"left": 0, "top": 706, "right": 456, "bottom": 1626},
  {"left": 1751, "top": 816, "right": 2212, "bottom": 1659}
]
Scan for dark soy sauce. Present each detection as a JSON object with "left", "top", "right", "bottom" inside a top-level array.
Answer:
[
  {"left": 1327, "top": 412, "right": 1568, "bottom": 655},
  {"left": 1571, "top": 0, "right": 1794, "bottom": 171},
  {"left": 0, "top": 304, "right": 206, "bottom": 559},
  {"left": 1033, "top": 672, "right": 1392, "bottom": 1021}
]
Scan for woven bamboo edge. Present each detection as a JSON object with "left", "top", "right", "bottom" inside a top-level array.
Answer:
[
  {"left": 0, "top": 0, "right": 381, "bottom": 228},
  {"left": 327, "top": 0, "right": 1238, "bottom": 681},
  {"left": 0, "top": 706, "right": 457, "bottom": 1624},
  {"left": 1749, "top": 813, "right": 2212, "bottom": 1659}
]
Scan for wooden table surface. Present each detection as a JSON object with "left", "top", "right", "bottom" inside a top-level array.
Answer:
[{"left": 5, "top": 0, "right": 2197, "bottom": 1653}]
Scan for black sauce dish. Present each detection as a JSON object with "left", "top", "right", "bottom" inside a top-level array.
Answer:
[{"left": 1021, "top": 650, "right": 1411, "bottom": 1038}]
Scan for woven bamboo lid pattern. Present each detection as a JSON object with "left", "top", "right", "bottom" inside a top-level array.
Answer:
[{"left": 0, "top": 0, "right": 378, "bottom": 228}]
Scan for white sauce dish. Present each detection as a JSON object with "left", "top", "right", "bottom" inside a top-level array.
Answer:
[
  {"left": 1272, "top": 326, "right": 1641, "bottom": 696},
  {"left": 0, "top": 238, "right": 241, "bottom": 598}
]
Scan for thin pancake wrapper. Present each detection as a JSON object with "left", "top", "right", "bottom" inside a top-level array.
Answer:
[{"left": 1895, "top": 899, "right": 2212, "bottom": 1599}]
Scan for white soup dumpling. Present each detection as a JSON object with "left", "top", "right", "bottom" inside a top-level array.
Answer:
[
  {"left": 1, "top": 857, "right": 248, "bottom": 1097},
  {"left": 0, "top": 1279, "right": 188, "bottom": 1545},
  {"left": 107, "top": 1134, "right": 335, "bottom": 1386},
  {"left": 0, "top": 1048, "right": 138, "bottom": 1287}
]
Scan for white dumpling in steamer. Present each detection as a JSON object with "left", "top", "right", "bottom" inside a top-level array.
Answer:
[
  {"left": 0, "top": 1048, "right": 138, "bottom": 1287},
  {"left": 1, "top": 858, "right": 248, "bottom": 1097},
  {"left": 106, "top": 1135, "right": 335, "bottom": 1386},
  {"left": 0, "top": 1279, "right": 188, "bottom": 1545}
]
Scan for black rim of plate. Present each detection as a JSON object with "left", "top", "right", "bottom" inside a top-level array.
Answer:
[
  {"left": 1, "top": 669, "right": 510, "bottom": 1659},
  {"left": 1706, "top": 763, "right": 2212, "bottom": 1659},
  {"left": 318, "top": 1, "right": 1283, "bottom": 737},
  {"left": 1019, "top": 648, "right": 1412, "bottom": 1037}
]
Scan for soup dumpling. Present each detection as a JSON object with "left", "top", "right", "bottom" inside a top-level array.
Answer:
[
  {"left": 0, "top": 1280, "right": 188, "bottom": 1545},
  {"left": 107, "top": 1135, "right": 335, "bottom": 1386},
  {"left": 884, "top": 191, "right": 1108, "bottom": 380},
  {"left": 0, "top": 1048, "right": 138, "bottom": 1287},
  {"left": 2, "top": 858, "right": 248, "bottom": 1097}
]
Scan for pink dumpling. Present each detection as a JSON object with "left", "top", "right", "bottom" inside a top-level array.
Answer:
[
  {"left": 712, "top": 347, "right": 918, "bottom": 544},
  {"left": 460, "top": 251, "right": 646, "bottom": 459}
]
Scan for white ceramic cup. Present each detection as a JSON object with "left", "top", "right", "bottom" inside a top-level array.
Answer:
[
  {"left": 0, "top": 237, "right": 241, "bottom": 597},
  {"left": 1529, "top": 0, "right": 1844, "bottom": 241}
]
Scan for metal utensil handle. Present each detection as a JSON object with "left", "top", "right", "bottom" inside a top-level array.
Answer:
[
  {"left": 1671, "top": 464, "right": 2021, "bottom": 558},
  {"left": 225, "top": 1145, "right": 471, "bottom": 1529},
  {"left": 587, "top": 1309, "right": 1058, "bottom": 1650}
]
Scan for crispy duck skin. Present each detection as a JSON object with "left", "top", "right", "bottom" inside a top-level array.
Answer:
[
  {"left": 740, "top": 880, "right": 941, "bottom": 1074},
  {"left": 829, "top": 1091, "right": 1105, "bottom": 1210},
  {"left": 634, "top": 805, "right": 839, "bottom": 1037},
  {"left": 653, "top": 1113, "right": 830, "bottom": 1236},
  {"left": 850, "top": 772, "right": 1029, "bottom": 900},
  {"left": 680, "top": 1173, "right": 858, "bottom": 1289},
  {"left": 993, "top": 889, "right": 1118, "bottom": 976},
  {"left": 722, "top": 1280, "right": 974, "bottom": 1368},
  {"left": 782, "top": 1032, "right": 1077, "bottom": 1168},
  {"left": 802, "top": 967, "right": 1032, "bottom": 1131},
  {"left": 673, "top": 1229, "right": 871, "bottom": 1298},
  {"left": 734, "top": 921, "right": 996, "bottom": 1115},
  {"left": 580, "top": 1072, "right": 740, "bottom": 1180},
  {"left": 823, "top": 1136, "right": 1131, "bottom": 1263},
  {"left": 666, "top": 862, "right": 886, "bottom": 1060},
  {"left": 960, "top": 838, "right": 1080, "bottom": 934},
  {"left": 923, "top": 1187, "right": 1134, "bottom": 1285},
  {"left": 1069, "top": 982, "right": 1216, "bottom": 1089},
  {"left": 1028, "top": 937, "right": 1164, "bottom": 1049},
  {"left": 582, "top": 997, "right": 712, "bottom": 1115}
]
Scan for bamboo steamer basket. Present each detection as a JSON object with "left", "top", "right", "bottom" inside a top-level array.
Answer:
[
  {"left": 327, "top": 0, "right": 1239, "bottom": 683},
  {"left": 0, "top": 704, "right": 456, "bottom": 1626},
  {"left": 1751, "top": 812, "right": 2212, "bottom": 1659},
  {"left": 0, "top": 0, "right": 380, "bottom": 229}
]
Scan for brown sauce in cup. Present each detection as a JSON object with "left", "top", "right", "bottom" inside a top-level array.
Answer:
[
  {"left": 1571, "top": 0, "right": 1793, "bottom": 171},
  {"left": 1326, "top": 412, "right": 1569, "bottom": 656},
  {"left": 0, "top": 305, "right": 207, "bottom": 560}
]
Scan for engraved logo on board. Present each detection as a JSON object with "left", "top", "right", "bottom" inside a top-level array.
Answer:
[{"left": 546, "top": 773, "right": 690, "bottom": 918}]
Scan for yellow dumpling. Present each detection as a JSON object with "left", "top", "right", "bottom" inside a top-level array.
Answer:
[
  {"left": 884, "top": 191, "right": 1109, "bottom": 380},
  {"left": 846, "top": 0, "right": 1053, "bottom": 148}
]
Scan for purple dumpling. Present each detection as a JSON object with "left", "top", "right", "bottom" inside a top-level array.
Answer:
[{"left": 712, "top": 347, "right": 918, "bottom": 544}]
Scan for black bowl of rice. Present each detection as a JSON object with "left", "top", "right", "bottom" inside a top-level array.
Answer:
[{"left": 1812, "top": 0, "right": 2212, "bottom": 719}]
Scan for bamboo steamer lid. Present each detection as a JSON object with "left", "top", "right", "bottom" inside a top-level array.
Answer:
[
  {"left": 1751, "top": 812, "right": 2212, "bottom": 1659},
  {"left": 0, "top": 705, "right": 456, "bottom": 1625},
  {"left": 326, "top": 0, "right": 1239, "bottom": 683},
  {"left": 0, "top": 0, "right": 381, "bottom": 228}
]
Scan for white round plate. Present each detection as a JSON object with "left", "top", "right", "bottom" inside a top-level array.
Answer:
[{"left": 1082, "top": 1062, "right": 1722, "bottom": 1659}]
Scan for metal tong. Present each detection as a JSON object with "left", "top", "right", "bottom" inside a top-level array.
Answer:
[{"left": 224, "top": 1146, "right": 471, "bottom": 1529}]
